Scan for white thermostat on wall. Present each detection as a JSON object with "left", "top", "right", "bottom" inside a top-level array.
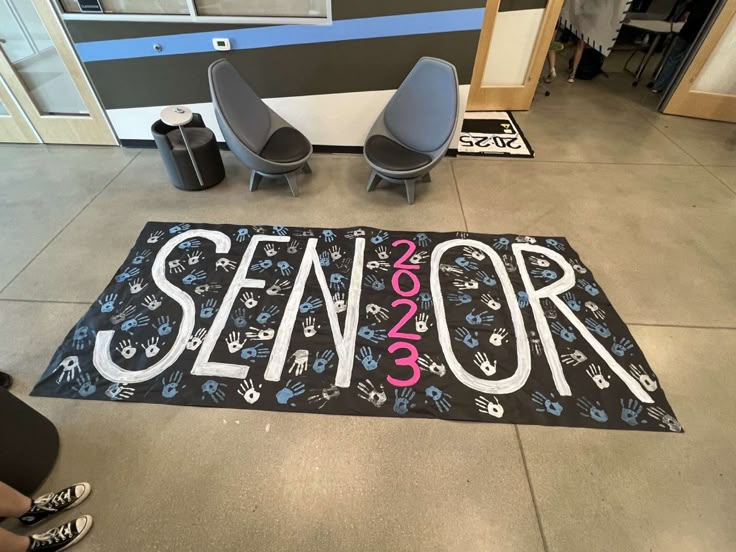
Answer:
[{"left": 213, "top": 38, "right": 231, "bottom": 51}]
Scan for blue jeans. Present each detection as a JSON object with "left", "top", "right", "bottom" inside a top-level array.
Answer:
[{"left": 653, "top": 36, "right": 690, "bottom": 91}]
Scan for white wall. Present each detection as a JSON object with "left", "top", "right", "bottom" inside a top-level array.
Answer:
[
  {"left": 482, "top": 8, "right": 546, "bottom": 86},
  {"left": 107, "top": 85, "right": 471, "bottom": 147},
  {"left": 693, "top": 11, "right": 736, "bottom": 95}
]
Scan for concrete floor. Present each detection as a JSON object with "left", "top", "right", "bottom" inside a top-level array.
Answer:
[{"left": 1, "top": 72, "right": 735, "bottom": 552}]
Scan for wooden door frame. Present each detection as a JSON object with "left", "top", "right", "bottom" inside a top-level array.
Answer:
[
  {"left": 0, "top": 76, "right": 40, "bottom": 143},
  {"left": 0, "top": 0, "right": 117, "bottom": 144},
  {"left": 663, "top": 0, "right": 736, "bottom": 123},
  {"left": 467, "top": 0, "right": 565, "bottom": 111}
]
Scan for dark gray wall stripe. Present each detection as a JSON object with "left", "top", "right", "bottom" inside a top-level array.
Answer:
[
  {"left": 499, "top": 0, "right": 548, "bottom": 12},
  {"left": 67, "top": 1, "right": 487, "bottom": 43},
  {"left": 87, "top": 31, "right": 480, "bottom": 110}
]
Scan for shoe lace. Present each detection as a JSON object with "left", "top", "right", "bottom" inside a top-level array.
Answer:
[
  {"left": 34, "top": 488, "right": 73, "bottom": 512},
  {"left": 31, "top": 522, "right": 73, "bottom": 548}
]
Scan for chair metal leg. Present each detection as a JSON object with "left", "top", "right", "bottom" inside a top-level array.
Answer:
[
  {"left": 284, "top": 172, "right": 299, "bottom": 197},
  {"left": 421, "top": 172, "right": 431, "bottom": 183},
  {"left": 367, "top": 171, "right": 381, "bottom": 192},
  {"left": 404, "top": 179, "right": 416, "bottom": 205},
  {"left": 249, "top": 171, "right": 262, "bottom": 192},
  {"left": 302, "top": 162, "right": 312, "bottom": 175}
]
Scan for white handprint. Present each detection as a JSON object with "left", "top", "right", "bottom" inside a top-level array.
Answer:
[
  {"left": 473, "top": 352, "right": 497, "bottom": 376},
  {"left": 147, "top": 230, "right": 165, "bottom": 244},
  {"left": 417, "top": 354, "right": 446, "bottom": 377},
  {"left": 528, "top": 255, "right": 550, "bottom": 268},
  {"left": 186, "top": 250, "right": 204, "bottom": 265},
  {"left": 288, "top": 349, "right": 310, "bottom": 375},
  {"left": 54, "top": 356, "right": 80, "bottom": 384},
  {"left": 225, "top": 331, "right": 246, "bottom": 353},
  {"left": 168, "top": 258, "right": 185, "bottom": 274},
  {"left": 481, "top": 293, "right": 502, "bottom": 311},
  {"left": 376, "top": 246, "right": 389, "bottom": 260},
  {"left": 629, "top": 364, "right": 658, "bottom": 391},
  {"left": 415, "top": 313, "right": 432, "bottom": 333},
  {"left": 561, "top": 349, "right": 587, "bottom": 366},
  {"left": 116, "top": 339, "right": 137, "bottom": 359},
  {"left": 216, "top": 258, "right": 237, "bottom": 272},
  {"left": 332, "top": 292, "right": 347, "bottom": 313},
  {"left": 186, "top": 328, "right": 207, "bottom": 351},
  {"left": 462, "top": 246, "right": 485, "bottom": 261},
  {"left": 409, "top": 251, "right": 429, "bottom": 265},
  {"left": 144, "top": 337, "right": 162, "bottom": 358},
  {"left": 365, "top": 303, "right": 389, "bottom": 322},
  {"left": 303, "top": 316, "right": 319, "bottom": 338},
  {"left": 264, "top": 244, "right": 278, "bottom": 257},
  {"left": 453, "top": 278, "right": 479, "bottom": 291},
  {"left": 141, "top": 295, "right": 162, "bottom": 311},
  {"left": 357, "top": 379, "right": 387, "bottom": 408},
  {"left": 489, "top": 328, "right": 508, "bottom": 347},
  {"left": 244, "top": 327, "right": 275, "bottom": 341},
  {"left": 586, "top": 364, "right": 610, "bottom": 389},
  {"left": 238, "top": 378, "right": 261, "bottom": 404},
  {"left": 475, "top": 395, "right": 504, "bottom": 418},
  {"left": 128, "top": 278, "right": 147, "bottom": 294},
  {"left": 240, "top": 292, "right": 259, "bottom": 309}
]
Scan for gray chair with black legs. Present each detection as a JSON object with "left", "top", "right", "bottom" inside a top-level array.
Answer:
[
  {"left": 208, "top": 59, "right": 313, "bottom": 197},
  {"left": 364, "top": 57, "right": 459, "bottom": 205}
]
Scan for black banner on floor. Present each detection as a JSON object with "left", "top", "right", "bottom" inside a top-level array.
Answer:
[
  {"left": 32, "top": 223, "right": 681, "bottom": 432},
  {"left": 458, "top": 112, "right": 534, "bottom": 158}
]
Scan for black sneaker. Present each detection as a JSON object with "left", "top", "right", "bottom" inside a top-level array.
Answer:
[
  {"left": 28, "top": 515, "right": 93, "bottom": 551},
  {"left": 0, "top": 371, "right": 12, "bottom": 390},
  {"left": 20, "top": 483, "right": 92, "bottom": 526}
]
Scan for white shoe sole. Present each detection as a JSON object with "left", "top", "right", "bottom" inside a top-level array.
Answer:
[{"left": 58, "top": 515, "right": 94, "bottom": 552}]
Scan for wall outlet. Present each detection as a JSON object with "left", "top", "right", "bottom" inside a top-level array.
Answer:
[{"left": 213, "top": 38, "right": 231, "bottom": 51}]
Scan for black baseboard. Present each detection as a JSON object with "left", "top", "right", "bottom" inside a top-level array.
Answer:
[{"left": 121, "top": 139, "right": 459, "bottom": 158}]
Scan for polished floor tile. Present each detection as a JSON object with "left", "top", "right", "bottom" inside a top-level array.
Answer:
[
  {"left": 453, "top": 159, "right": 736, "bottom": 327},
  {"left": 0, "top": 145, "right": 138, "bottom": 290},
  {"left": 707, "top": 165, "right": 736, "bottom": 194},
  {"left": 518, "top": 326, "right": 736, "bottom": 552},
  {"left": 0, "top": 300, "right": 544, "bottom": 552},
  {"left": 648, "top": 114, "right": 736, "bottom": 166}
]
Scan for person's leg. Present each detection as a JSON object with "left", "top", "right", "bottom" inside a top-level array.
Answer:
[
  {"left": 569, "top": 39, "right": 585, "bottom": 82},
  {"left": 652, "top": 36, "right": 690, "bottom": 92},
  {"left": 544, "top": 49, "right": 557, "bottom": 82},
  {"left": 0, "top": 528, "right": 30, "bottom": 552},
  {"left": 0, "top": 481, "right": 33, "bottom": 518}
]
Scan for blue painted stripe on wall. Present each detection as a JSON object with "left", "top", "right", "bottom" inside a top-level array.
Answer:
[{"left": 75, "top": 8, "right": 485, "bottom": 63}]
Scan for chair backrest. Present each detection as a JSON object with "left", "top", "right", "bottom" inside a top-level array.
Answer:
[
  {"left": 384, "top": 57, "right": 459, "bottom": 153},
  {"left": 208, "top": 59, "right": 272, "bottom": 154}
]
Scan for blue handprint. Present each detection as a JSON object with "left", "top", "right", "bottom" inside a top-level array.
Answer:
[
  {"left": 98, "top": 293, "right": 118, "bottom": 313},
  {"left": 73, "top": 373, "right": 98, "bottom": 397},
  {"left": 256, "top": 305, "right": 280, "bottom": 324},
  {"left": 454, "top": 327, "right": 479, "bottom": 348},
  {"left": 531, "top": 391, "right": 563, "bottom": 416},
  {"left": 121, "top": 312, "right": 149, "bottom": 333},
  {"left": 319, "top": 251, "right": 331, "bottom": 267},
  {"left": 250, "top": 259, "right": 273, "bottom": 272},
  {"left": 155, "top": 316, "right": 176, "bottom": 337},
  {"left": 393, "top": 388, "right": 416, "bottom": 415},
  {"left": 115, "top": 266, "right": 140, "bottom": 283},
  {"left": 231, "top": 308, "right": 249, "bottom": 328},
  {"left": 322, "top": 229, "right": 336, "bottom": 242},
  {"left": 312, "top": 350, "right": 336, "bottom": 373},
  {"left": 178, "top": 239, "right": 201, "bottom": 250},
  {"left": 161, "top": 371, "right": 185, "bottom": 399},
  {"left": 276, "top": 379, "right": 306, "bottom": 406},
  {"left": 364, "top": 274, "right": 385, "bottom": 291},
  {"left": 235, "top": 228, "right": 249, "bottom": 242},
  {"left": 550, "top": 321, "right": 576, "bottom": 342},
  {"left": 562, "top": 292, "right": 581, "bottom": 311},
  {"left": 358, "top": 325, "right": 387, "bottom": 344},
  {"left": 530, "top": 268, "right": 558, "bottom": 282},
  {"left": 517, "top": 291, "right": 529, "bottom": 308},
  {"left": 476, "top": 270, "right": 497, "bottom": 287},
  {"left": 299, "top": 296, "right": 323, "bottom": 314},
  {"left": 448, "top": 292, "right": 472, "bottom": 305},
  {"left": 240, "top": 343, "right": 269, "bottom": 362},
  {"left": 131, "top": 249, "right": 151, "bottom": 265},
  {"left": 577, "top": 279, "right": 600, "bottom": 297},
  {"left": 454, "top": 256, "right": 479, "bottom": 271},
  {"left": 201, "top": 380, "right": 227, "bottom": 403},
  {"left": 492, "top": 237, "right": 510, "bottom": 251},
  {"left": 370, "top": 230, "right": 389, "bottom": 245},
  {"left": 465, "top": 309, "right": 494, "bottom": 326},
  {"left": 169, "top": 223, "right": 191, "bottom": 234},
  {"left": 414, "top": 233, "right": 431, "bottom": 247},
  {"left": 276, "top": 260, "right": 293, "bottom": 276},
  {"left": 272, "top": 225, "right": 289, "bottom": 236},
  {"left": 200, "top": 298, "right": 218, "bottom": 319},
  {"left": 425, "top": 385, "right": 452, "bottom": 413},
  {"left": 545, "top": 238, "right": 565, "bottom": 251},
  {"left": 416, "top": 291, "right": 432, "bottom": 310},
  {"left": 620, "top": 398, "right": 643, "bottom": 426},
  {"left": 355, "top": 346, "right": 381, "bottom": 371},
  {"left": 584, "top": 318, "right": 611, "bottom": 338},
  {"left": 329, "top": 273, "right": 348, "bottom": 290},
  {"left": 576, "top": 397, "right": 608, "bottom": 423},
  {"left": 611, "top": 336, "right": 634, "bottom": 357},
  {"left": 182, "top": 270, "right": 207, "bottom": 285}
]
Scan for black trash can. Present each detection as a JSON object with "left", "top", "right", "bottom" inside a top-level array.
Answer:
[{"left": 151, "top": 113, "right": 226, "bottom": 191}]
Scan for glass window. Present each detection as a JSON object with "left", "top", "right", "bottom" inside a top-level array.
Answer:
[
  {"left": 59, "top": 0, "right": 188, "bottom": 15},
  {"left": 0, "top": 1, "right": 88, "bottom": 115},
  {"left": 0, "top": 99, "right": 8, "bottom": 116},
  {"left": 195, "top": 0, "right": 327, "bottom": 17}
]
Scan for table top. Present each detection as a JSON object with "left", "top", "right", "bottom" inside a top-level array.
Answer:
[
  {"left": 160, "top": 105, "right": 193, "bottom": 127},
  {"left": 623, "top": 19, "right": 685, "bottom": 33}
]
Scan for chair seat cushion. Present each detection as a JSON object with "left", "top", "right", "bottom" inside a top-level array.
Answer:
[
  {"left": 365, "top": 135, "right": 432, "bottom": 172},
  {"left": 260, "top": 127, "right": 311, "bottom": 164},
  {"left": 167, "top": 127, "right": 215, "bottom": 150}
]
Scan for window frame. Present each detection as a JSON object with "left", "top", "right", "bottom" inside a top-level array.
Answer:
[{"left": 56, "top": 0, "right": 333, "bottom": 25}]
